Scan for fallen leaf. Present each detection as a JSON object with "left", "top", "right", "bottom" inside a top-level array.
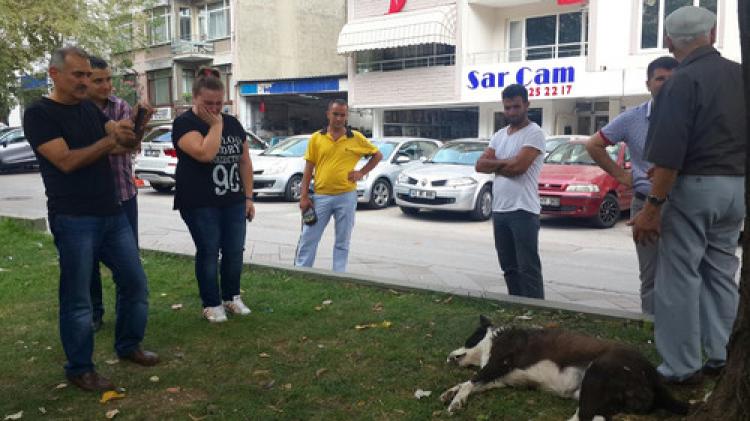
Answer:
[
  {"left": 317, "top": 344, "right": 325, "bottom": 349},
  {"left": 259, "top": 352, "right": 270, "bottom": 358},
  {"left": 3, "top": 411, "right": 23, "bottom": 420},
  {"left": 105, "top": 359, "right": 119, "bottom": 365},
  {"left": 262, "top": 379, "right": 276, "bottom": 389},
  {"left": 174, "top": 352, "right": 185, "bottom": 359},
  {"left": 252, "top": 370, "right": 271, "bottom": 376},
  {"left": 187, "top": 414, "right": 206, "bottom": 421},
  {"left": 267, "top": 405, "right": 283, "bottom": 413},
  {"left": 105, "top": 409, "right": 119, "bottom": 419},
  {"left": 372, "top": 302, "right": 384, "bottom": 312},
  {"left": 544, "top": 322, "right": 560, "bottom": 329},
  {"left": 282, "top": 383, "right": 292, "bottom": 390},
  {"left": 432, "top": 410, "right": 443, "bottom": 417},
  {"left": 442, "top": 296, "right": 453, "bottom": 304},
  {"left": 149, "top": 376, "right": 160, "bottom": 383},
  {"left": 515, "top": 315, "right": 533, "bottom": 320},
  {"left": 388, "top": 289, "right": 400, "bottom": 295},
  {"left": 171, "top": 303, "right": 183, "bottom": 310},
  {"left": 414, "top": 389, "right": 432, "bottom": 399},
  {"left": 356, "top": 401, "right": 366, "bottom": 407},
  {"left": 394, "top": 409, "right": 406, "bottom": 415},
  {"left": 315, "top": 368, "right": 328, "bottom": 378},
  {"left": 160, "top": 293, "right": 167, "bottom": 297},
  {"left": 314, "top": 306, "right": 322, "bottom": 311},
  {"left": 37, "top": 408, "right": 46, "bottom": 414},
  {"left": 99, "top": 390, "right": 125, "bottom": 404},
  {"left": 27, "top": 357, "right": 36, "bottom": 363},
  {"left": 166, "top": 387, "right": 181, "bottom": 393},
  {"left": 322, "top": 299, "right": 332, "bottom": 306},
  {"left": 54, "top": 383, "right": 68, "bottom": 390}
]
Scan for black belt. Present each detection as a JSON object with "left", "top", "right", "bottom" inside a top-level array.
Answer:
[{"left": 634, "top": 191, "right": 647, "bottom": 200}]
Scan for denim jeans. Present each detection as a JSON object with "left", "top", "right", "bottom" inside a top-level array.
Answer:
[
  {"left": 91, "top": 196, "right": 138, "bottom": 322},
  {"left": 180, "top": 201, "right": 247, "bottom": 307},
  {"left": 49, "top": 211, "right": 149, "bottom": 376},
  {"left": 492, "top": 210, "right": 544, "bottom": 299},
  {"left": 295, "top": 191, "right": 357, "bottom": 272}
]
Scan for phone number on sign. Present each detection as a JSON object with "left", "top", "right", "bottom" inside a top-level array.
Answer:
[{"left": 528, "top": 85, "right": 572, "bottom": 97}]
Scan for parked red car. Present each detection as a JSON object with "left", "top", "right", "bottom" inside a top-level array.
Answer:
[{"left": 538, "top": 140, "right": 632, "bottom": 228}]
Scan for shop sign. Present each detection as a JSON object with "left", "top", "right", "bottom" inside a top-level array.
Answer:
[{"left": 461, "top": 58, "right": 623, "bottom": 101}]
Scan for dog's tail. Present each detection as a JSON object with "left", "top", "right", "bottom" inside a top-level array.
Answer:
[{"left": 654, "top": 382, "right": 690, "bottom": 415}]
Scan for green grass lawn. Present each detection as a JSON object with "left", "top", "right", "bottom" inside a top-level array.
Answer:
[{"left": 0, "top": 219, "right": 708, "bottom": 420}]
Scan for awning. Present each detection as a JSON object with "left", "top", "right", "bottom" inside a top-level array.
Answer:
[{"left": 337, "top": 5, "right": 457, "bottom": 54}]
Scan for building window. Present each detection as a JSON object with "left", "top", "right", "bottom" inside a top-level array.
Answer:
[
  {"left": 182, "top": 69, "right": 195, "bottom": 99},
  {"left": 199, "top": 0, "right": 231, "bottom": 41},
  {"left": 148, "top": 69, "right": 173, "bottom": 106},
  {"left": 508, "top": 11, "right": 588, "bottom": 61},
  {"left": 355, "top": 44, "right": 456, "bottom": 73},
  {"left": 149, "top": 6, "right": 172, "bottom": 46},
  {"left": 215, "top": 64, "right": 232, "bottom": 102},
  {"left": 179, "top": 8, "right": 192, "bottom": 41},
  {"left": 640, "top": 0, "right": 718, "bottom": 49}
]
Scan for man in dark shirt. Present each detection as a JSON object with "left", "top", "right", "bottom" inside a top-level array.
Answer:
[
  {"left": 633, "top": 6, "right": 746, "bottom": 385},
  {"left": 23, "top": 46, "right": 159, "bottom": 392}
]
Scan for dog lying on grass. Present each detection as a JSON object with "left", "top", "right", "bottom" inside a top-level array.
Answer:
[{"left": 440, "top": 316, "right": 689, "bottom": 421}]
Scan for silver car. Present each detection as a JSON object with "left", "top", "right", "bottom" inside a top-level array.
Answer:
[
  {"left": 0, "top": 128, "right": 37, "bottom": 171},
  {"left": 355, "top": 137, "right": 441, "bottom": 209},
  {"left": 252, "top": 135, "right": 311, "bottom": 201},
  {"left": 394, "top": 139, "right": 494, "bottom": 220}
]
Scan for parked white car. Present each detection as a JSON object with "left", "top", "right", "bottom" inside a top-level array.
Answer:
[
  {"left": 135, "top": 125, "right": 266, "bottom": 193},
  {"left": 251, "top": 135, "right": 311, "bottom": 201},
  {"left": 355, "top": 137, "right": 441, "bottom": 209},
  {"left": 394, "top": 139, "right": 493, "bottom": 220}
]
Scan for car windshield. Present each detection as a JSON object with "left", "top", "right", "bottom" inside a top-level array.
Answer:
[
  {"left": 143, "top": 128, "right": 170, "bottom": 143},
  {"left": 545, "top": 137, "right": 570, "bottom": 153},
  {"left": 429, "top": 142, "right": 486, "bottom": 165},
  {"left": 152, "top": 131, "right": 173, "bottom": 143},
  {"left": 545, "top": 143, "right": 618, "bottom": 165},
  {"left": 263, "top": 136, "right": 309, "bottom": 157},
  {"left": 361, "top": 141, "right": 396, "bottom": 161}
]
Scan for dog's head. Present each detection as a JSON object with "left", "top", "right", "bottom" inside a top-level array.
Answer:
[{"left": 446, "top": 315, "right": 497, "bottom": 367}]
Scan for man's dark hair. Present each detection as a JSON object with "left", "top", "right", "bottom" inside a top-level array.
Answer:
[
  {"left": 501, "top": 84, "right": 528, "bottom": 102},
  {"left": 192, "top": 66, "right": 224, "bottom": 96},
  {"left": 328, "top": 99, "right": 348, "bottom": 110},
  {"left": 89, "top": 56, "right": 109, "bottom": 70},
  {"left": 49, "top": 46, "right": 90, "bottom": 70},
  {"left": 647, "top": 56, "right": 679, "bottom": 80}
]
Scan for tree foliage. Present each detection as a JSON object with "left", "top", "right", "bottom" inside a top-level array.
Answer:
[{"left": 0, "top": 0, "right": 151, "bottom": 122}]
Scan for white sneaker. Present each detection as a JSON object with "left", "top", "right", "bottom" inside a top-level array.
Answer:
[
  {"left": 223, "top": 295, "right": 251, "bottom": 316},
  {"left": 202, "top": 305, "right": 228, "bottom": 323}
]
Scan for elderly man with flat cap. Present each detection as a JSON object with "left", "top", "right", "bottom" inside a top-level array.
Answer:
[{"left": 632, "top": 6, "right": 746, "bottom": 385}]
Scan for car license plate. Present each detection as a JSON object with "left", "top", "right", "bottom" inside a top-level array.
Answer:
[
  {"left": 144, "top": 149, "right": 160, "bottom": 157},
  {"left": 540, "top": 196, "right": 560, "bottom": 206},
  {"left": 409, "top": 189, "right": 436, "bottom": 199}
]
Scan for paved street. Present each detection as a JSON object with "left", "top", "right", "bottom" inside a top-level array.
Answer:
[{"left": 1, "top": 171, "right": 651, "bottom": 313}]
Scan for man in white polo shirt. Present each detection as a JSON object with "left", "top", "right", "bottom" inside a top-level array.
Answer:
[{"left": 476, "top": 84, "right": 546, "bottom": 299}]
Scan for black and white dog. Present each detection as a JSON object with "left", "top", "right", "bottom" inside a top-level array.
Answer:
[{"left": 440, "top": 316, "right": 689, "bottom": 421}]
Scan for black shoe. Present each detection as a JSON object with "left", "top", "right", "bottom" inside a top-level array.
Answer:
[
  {"left": 92, "top": 318, "right": 103, "bottom": 333},
  {"left": 701, "top": 364, "right": 725, "bottom": 377},
  {"left": 66, "top": 371, "right": 115, "bottom": 392},
  {"left": 658, "top": 371, "right": 704, "bottom": 386}
]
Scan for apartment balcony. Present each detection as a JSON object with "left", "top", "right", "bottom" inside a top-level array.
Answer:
[
  {"left": 171, "top": 39, "right": 215, "bottom": 62},
  {"left": 465, "top": 42, "right": 588, "bottom": 65}
]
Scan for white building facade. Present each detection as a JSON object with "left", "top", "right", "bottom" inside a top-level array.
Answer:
[{"left": 338, "top": 0, "right": 740, "bottom": 139}]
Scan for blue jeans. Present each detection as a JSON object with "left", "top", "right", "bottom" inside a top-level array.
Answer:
[
  {"left": 49, "top": 211, "right": 149, "bottom": 376},
  {"left": 492, "top": 210, "right": 544, "bottom": 299},
  {"left": 180, "top": 201, "right": 247, "bottom": 307},
  {"left": 295, "top": 191, "right": 357, "bottom": 272},
  {"left": 91, "top": 196, "right": 138, "bottom": 322}
]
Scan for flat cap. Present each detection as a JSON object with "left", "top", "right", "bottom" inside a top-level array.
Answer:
[{"left": 665, "top": 6, "right": 716, "bottom": 37}]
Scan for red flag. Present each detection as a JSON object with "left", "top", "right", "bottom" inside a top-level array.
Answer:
[
  {"left": 557, "top": 0, "right": 585, "bottom": 5},
  {"left": 388, "top": 0, "right": 406, "bottom": 14}
]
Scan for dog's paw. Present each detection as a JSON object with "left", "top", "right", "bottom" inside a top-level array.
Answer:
[
  {"left": 447, "top": 397, "right": 466, "bottom": 414},
  {"left": 440, "top": 386, "right": 459, "bottom": 404}
]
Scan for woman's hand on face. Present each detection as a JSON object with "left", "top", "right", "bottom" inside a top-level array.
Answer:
[{"left": 195, "top": 105, "right": 223, "bottom": 128}]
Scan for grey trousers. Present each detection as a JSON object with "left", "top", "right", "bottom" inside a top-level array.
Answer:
[
  {"left": 655, "top": 175, "right": 743, "bottom": 379},
  {"left": 631, "top": 196, "right": 658, "bottom": 314}
]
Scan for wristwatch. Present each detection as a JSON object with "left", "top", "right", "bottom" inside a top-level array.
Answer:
[{"left": 646, "top": 194, "right": 666, "bottom": 206}]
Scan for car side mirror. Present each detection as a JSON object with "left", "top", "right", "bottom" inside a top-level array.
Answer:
[{"left": 395, "top": 154, "right": 411, "bottom": 164}]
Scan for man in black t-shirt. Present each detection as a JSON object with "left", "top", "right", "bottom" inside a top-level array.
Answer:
[{"left": 23, "top": 46, "right": 159, "bottom": 392}]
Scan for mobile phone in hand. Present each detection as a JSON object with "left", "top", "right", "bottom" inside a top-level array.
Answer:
[{"left": 133, "top": 106, "right": 147, "bottom": 137}]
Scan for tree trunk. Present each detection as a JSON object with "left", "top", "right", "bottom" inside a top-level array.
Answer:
[{"left": 687, "top": 2, "right": 750, "bottom": 420}]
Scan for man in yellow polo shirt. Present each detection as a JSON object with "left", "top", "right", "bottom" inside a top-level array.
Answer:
[{"left": 295, "top": 99, "right": 382, "bottom": 272}]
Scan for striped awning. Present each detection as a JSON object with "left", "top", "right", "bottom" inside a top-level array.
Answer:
[{"left": 337, "top": 5, "right": 457, "bottom": 54}]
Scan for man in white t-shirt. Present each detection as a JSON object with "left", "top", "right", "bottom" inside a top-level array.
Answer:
[{"left": 476, "top": 84, "right": 546, "bottom": 299}]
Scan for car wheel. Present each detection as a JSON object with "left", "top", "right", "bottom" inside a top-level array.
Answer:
[
  {"left": 400, "top": 206, "right": 419, "bottom": 216},
  {"left": 368, "top": 179, "right": 392, "bottom": 209},
  {"left": 470, "top": 185, "right": 493, "bottom": 221},
  {"left": 285, "top": 174, "right": 302, "bottom": 202},
  {"left": 152, "top": 183, "right": 174, "bottom": 193},
  {"left": 593, "top": 193, "right": 620, "bottom": 228}
]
